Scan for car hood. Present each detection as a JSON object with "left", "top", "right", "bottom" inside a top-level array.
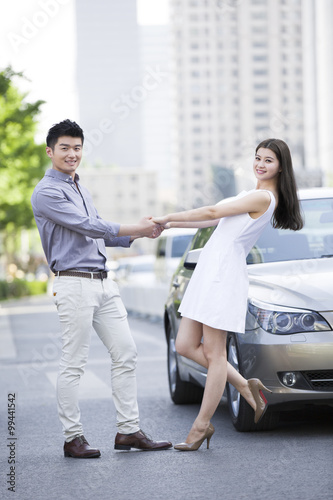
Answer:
[{"left": 248, "top": 258, "right": 333, "bottom": 311}]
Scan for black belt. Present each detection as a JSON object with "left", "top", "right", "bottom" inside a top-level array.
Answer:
[{"left": 56, "top": 271, "right": 108, "bottom": 280}]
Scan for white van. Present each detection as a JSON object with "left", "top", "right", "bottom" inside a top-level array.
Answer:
[{"left": 154, "top": 228, "right": 197, "bottom": 284}]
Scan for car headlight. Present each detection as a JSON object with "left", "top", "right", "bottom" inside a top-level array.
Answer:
[{"left": 248, "top": 300, "right": 331, "bottom": 335}]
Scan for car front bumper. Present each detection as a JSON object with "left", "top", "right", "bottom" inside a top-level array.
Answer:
[{"left": 237, "top": 328, "right": 333, "bottom": 407}]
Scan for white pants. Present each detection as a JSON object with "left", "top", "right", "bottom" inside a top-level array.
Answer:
[{"left": 52, "top": 276, "right": 140, "bottom": 442}]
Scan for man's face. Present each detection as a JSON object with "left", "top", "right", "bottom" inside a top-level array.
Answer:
[{"left": 46, "top": 136, "right": 83, "bottom": 178}]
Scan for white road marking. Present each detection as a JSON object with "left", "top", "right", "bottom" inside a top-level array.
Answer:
[
  {"left": 132, "top": 329, "right": 165, "bottom": 347},
  {"left": 1, "top": 305, "right": 57, "bottom": 315},
  {"left": 0, "top": 311, "right": 17, "bottom": 359}
]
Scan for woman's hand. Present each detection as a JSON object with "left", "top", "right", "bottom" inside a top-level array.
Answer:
[{"left": 152, "top": 216, "right": 170, "bottom": 227}]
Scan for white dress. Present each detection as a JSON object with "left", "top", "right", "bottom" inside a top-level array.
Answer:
[{"left": 178, "top": 190, "right": 276, "bottom": 333}]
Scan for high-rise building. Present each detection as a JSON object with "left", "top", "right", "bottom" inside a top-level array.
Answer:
[
  {"left": 139, "top": 24, "right": 172, "bottom": 188},
  {"left": 170, "top": 0, "right": 321, "bottom": 210},
  {"left": 76, "top": 0, "right": 173, "bottom": 196},
  {"left": 76, "top": 0, "right": 143, "bottom": 167},
  {"left": 314, "top": 0, "right": 333, "bottom": 185}
]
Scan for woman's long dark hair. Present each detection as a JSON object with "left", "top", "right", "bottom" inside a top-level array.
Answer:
[{"left": 256, "top": 138, "right": 303, "bottom": 231}]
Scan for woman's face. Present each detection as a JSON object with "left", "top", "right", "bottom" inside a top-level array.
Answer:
[{"left": 253, "top": 147, "right": 281, "bottom": 182}]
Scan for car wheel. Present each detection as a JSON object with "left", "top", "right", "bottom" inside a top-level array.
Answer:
[
  {"left": 226, "top": 333, "right": 279, "bottom": 432},
  {"left": 167, "top": 323, "right": 203, "bottom": 404}
]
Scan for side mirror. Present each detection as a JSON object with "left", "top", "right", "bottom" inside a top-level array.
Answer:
[{"left": 184, "top": 249, "right": 202, "bottom": 270}]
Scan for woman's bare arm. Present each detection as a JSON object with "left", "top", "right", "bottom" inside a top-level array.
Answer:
[
  {"left": 165, "top": 219, "right": 220, "bottom": 229},
  {"left": 154, "top": 191, "right": 272, "bottom": 226}
]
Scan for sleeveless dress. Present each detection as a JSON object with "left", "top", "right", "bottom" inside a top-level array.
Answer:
[{"left": 178, "top": 190, "right": 276, "bottom": 333}]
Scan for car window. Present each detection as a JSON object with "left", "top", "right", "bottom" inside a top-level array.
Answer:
[
  {"left": 191, "top": 226, "right": 216, "bottom": 250},
  {"left": 171, "top": 235, "right": 195, "bottom": 258},
  {"left": 247, "top": 197, "right": 333, "bottom": 264}
]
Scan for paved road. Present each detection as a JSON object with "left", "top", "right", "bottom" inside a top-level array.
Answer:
[{"left": 0, "top": 295, "right": 332, "bottom": 500}]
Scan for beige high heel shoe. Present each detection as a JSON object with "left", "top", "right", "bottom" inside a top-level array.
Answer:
[
  {"left": 248, "top": 379, "right": 272, "bottom": 424},
  {"left": 174, "top": 423, "right": 215, "bottom": 451}
]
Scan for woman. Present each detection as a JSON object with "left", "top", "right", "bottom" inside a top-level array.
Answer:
[{"left": 153, "top": 138, "right": 303, "bottom": 451}]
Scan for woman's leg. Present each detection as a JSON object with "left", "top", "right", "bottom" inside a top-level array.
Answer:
[
  {"left": 176, "top": 318, "right": 256, "bottom": 410},
  {"left": 226, "top": 363, "right": 256, "bottom": 410},
  {"left": 184, "top": 324, "right": 227, "bottom": 443},
  {"left": 175, "top": 317, "right": 204, "bottom": 365}
]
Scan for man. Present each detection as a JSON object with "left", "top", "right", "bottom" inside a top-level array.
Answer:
[{"left": 31, "top": 119, "right": 172, "bottom": 457}]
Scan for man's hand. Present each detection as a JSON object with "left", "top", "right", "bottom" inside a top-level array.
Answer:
[
  {"left": 118, "top": 217, "right": 165, "bottom": 239},
  {"left": 138, "top": 216, "right": 164, "bottom": 238},
  {"left": 151, "top": 223, "right": 164, "bottom": 239}
]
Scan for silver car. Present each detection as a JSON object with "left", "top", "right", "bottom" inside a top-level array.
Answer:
[{"left": 164, "top": 188, "right": 333, "bottom": 431}]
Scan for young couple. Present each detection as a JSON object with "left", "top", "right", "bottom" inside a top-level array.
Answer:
[{"left": 32, "top": 119, "right": 302, "bottom": 456}]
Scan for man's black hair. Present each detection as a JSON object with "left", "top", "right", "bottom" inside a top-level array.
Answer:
[{"left": 46, "top": 119, "right": 84, "bottom": 149}]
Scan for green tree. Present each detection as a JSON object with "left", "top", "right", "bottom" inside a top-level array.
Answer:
[
  {"left": 0, "top": 66, "right": 47, "bottom": 230},
  {"left": 0, "top": 66, "right": 48, "bottom": 273}
]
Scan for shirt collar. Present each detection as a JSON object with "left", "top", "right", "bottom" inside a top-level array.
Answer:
[{"left": 45, "top": 168, "right": 80, "bottom": 183}]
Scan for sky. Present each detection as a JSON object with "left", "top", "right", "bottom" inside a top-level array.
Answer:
[{"left": 0, "top": 0, "right": 169, "bottom": 142}]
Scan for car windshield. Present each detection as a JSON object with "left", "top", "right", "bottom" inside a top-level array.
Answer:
[
  {"left": 171, "top": 235, "right": 195, "bottom": 258},
  {"left": 247, "top": 197, "right": 333, "bottom": 264}
]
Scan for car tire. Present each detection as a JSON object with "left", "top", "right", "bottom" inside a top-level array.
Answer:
[
  {"left": 167, "top": 323, "right": 203, "bottom": 404},
  {"left": 226, "top": 333, "right": 279, "bottom": 432}
]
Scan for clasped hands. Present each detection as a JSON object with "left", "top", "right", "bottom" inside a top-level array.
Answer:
[{"left": 140, "top": 215, "right": 170, "bottom": 239}]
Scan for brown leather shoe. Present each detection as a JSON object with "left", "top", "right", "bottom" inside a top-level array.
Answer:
[
  {"left": 64, "top": 435, "right": 101, "bottom": 458},
  {"left": 114, "top": 430, "right": 172, "bottom": 451}
]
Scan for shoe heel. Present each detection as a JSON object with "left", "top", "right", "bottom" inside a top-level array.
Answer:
[
  {"left": 259, "top": 390, "right": 267, "bottom": 405},
  {"left": 64, "top": 451, "right": 71, "bottom": 457},
  {"left": 258, "top": 381, "right": 272, "bottom": 393},
  {"left": 248, "top": 379, "right": 272, "bottom": 425},
  {"left": 206, "top": 436, "right": 211, "bottom": 449},
  {"left": 114, "top": 444, "right": 131, "bottom": 450}
]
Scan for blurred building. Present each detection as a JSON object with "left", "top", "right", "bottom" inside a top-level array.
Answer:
[
  {"left": 75, "top": 0, "right": 331, "bottom": 214},
  {"left": 139, "top": 24, "right": 172, "bottom": 189},
  {"left": 76, "top": 0, "right": 143, "bottom": 167},
  {"left": 169, "top": 0, "right": 323, "bottom": 209},
  {"left": 75, "top": 1, "right": 174, "bottom": 199},
  {"left": 314, "top": 0, "right": 333, "bottom": 185},
  {"left": 79, "top": 166, "right": 161, "bottom": 256}
]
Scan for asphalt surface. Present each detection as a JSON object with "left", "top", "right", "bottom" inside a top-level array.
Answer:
[{"left": 0, "top": 294, "right": 332, "bottom": 500}]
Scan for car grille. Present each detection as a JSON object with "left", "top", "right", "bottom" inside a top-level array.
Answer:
[{"left": 302, "top": 370, "right": 333, "bottom": 391}]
